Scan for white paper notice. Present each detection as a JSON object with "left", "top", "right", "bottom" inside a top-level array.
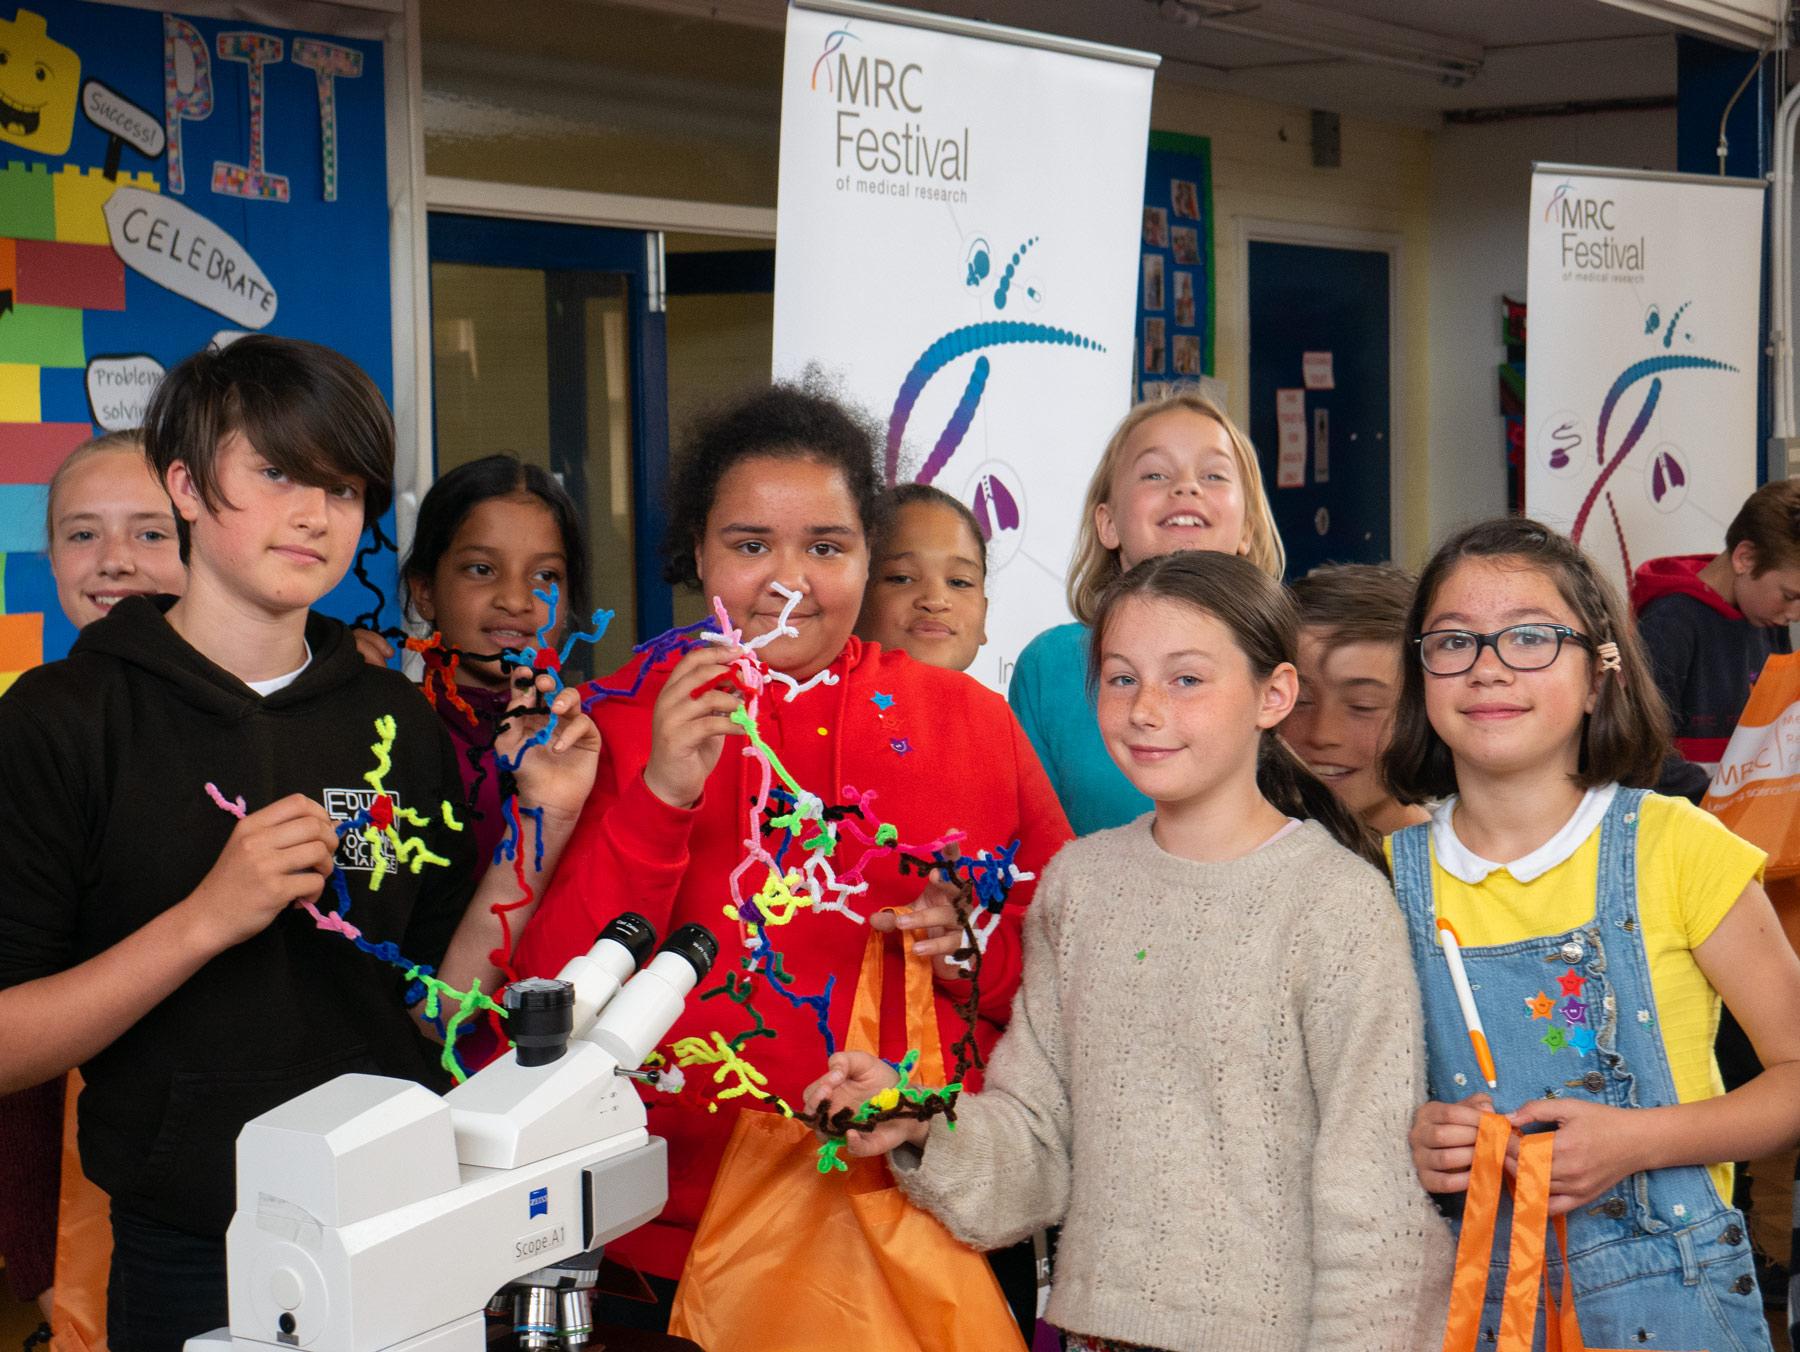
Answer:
[
  {"left": 1302, "top": 351, "right": 1334, "bottom": 390},
  {"left": 1277, "top": 388, "right": 1306, "bottom": 488},
  {"left": 102, "top": 187, "right": 277, "bottom": 329}
]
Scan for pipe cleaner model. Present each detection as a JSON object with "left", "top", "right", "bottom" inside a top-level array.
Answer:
[{"left": 513, "top": 382, "right": 1072, "bottom": 1316}]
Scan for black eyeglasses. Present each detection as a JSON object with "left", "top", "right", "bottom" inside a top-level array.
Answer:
[{"left": 1413, "top": 624, "right": 1596, "bottom": 675}]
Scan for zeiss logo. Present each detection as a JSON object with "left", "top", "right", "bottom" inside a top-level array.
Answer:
[{"left": 528, "top": 1187, "right": 548, "bottom": 1219}]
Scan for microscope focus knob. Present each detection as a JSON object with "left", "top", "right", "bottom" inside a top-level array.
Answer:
[{"left": 505, "top": 977, "right": 575, "bottom": 1067}]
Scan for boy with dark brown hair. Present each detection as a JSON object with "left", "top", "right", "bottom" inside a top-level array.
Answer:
[{"left": 0, "top": 336, "right": 597, "bottom": 1352}]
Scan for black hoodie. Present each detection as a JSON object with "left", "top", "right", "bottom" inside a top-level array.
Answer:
[{"left": 0, "top": 597, "right": 476, "bottom": 1235}]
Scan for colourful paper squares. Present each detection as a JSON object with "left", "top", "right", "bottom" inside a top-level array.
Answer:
[
  {"left": 38, "top": 366, "right": 86, "bottom": 423},
  {"left": 0, "top": 670, "right": 21, "bottom": 696},
  {"left": 0, "top": 164, "right": 56, "bottom": 242},
  {"left": 0, "top": 610, "right": 42, "bottom": 670},
  {"left": 0, "top": 237, "right": 13, "bottom": 292},
  {"left": 0, "top": 364, "right": 39, "bottom": 421},
  {"left": 15, "top": 240, "right": 125, "bottom": 311},
  {"left": 0, "top": 484, "right": 49, "bottom": 551},
  {"left": 0, "top": 422, "right": 90, "bottom": 482},
  {"left": 0, "top": 304, "right": 84, "bottom": 367},
  {"left": 3, "top": 552, "right": 75, "bottom": 662},
  {"left": 54, "top": 167, "right": 159, "bottom": 246}
]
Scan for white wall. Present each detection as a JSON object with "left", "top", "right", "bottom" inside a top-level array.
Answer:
[{"left": 1426, "top": 105, "right": 1677, "bottom": 547}]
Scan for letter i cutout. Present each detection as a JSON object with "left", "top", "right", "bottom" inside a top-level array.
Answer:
[{"left": 212, "top": 32, "right": 290, "bottom": 202}]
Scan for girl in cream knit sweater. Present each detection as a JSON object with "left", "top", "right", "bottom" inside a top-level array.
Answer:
[{"left": 806, "top": 552, "right": 1451, "bottom": 1352}]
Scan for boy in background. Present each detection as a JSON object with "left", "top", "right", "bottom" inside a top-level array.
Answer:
[
  {"left": 1284, "top": 563, "right": 1428, "bottom": 838},
  {"left": 1633, "top": 479, "right": 1800, "bottom": 801}
]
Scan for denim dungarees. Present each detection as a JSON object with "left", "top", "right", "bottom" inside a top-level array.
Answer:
[{"left": 1391, "top": 788, "right": 1770, "bottom": 1351}]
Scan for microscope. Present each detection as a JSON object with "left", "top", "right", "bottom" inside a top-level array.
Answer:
[{"left": 184, "top": 914, "right": 718, "bottom": 1352}]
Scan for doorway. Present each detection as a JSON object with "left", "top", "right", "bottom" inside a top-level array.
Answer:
[
  {"left": 1245, "top": 234, "right": 1397, "bottom": 578},
  {"left": 427, "top": 213, "right": 670, "bottom": 675}
]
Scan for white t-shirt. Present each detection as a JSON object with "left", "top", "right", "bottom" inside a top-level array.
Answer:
[{"left": 245, "top": 641, "right": 312, "bottom": 697}]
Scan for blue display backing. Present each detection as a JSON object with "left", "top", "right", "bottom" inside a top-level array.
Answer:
[{"left": 1, "top": 0, "right": 396, "bottom": 662}]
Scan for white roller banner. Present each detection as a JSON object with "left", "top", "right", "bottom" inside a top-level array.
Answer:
[
  {"left": 1526, "top": 164, "right": 1765, "bottom": 594},
  {"left": 774, "top": 0, "right": 1156, "bottom": 690}
]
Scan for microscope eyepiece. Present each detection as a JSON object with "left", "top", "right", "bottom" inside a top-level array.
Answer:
[
  {"left": 597, "top": 912, "right": 657, "bottom": 967},
  {"left": 504, "top": 977, "right": 575, "bottom": 1067},
  {"left": 661, "top": 924, "right": 718, "bottom": 981},
  {"left": 586, "top": 924, "right": 720, "bottom": 1068}
]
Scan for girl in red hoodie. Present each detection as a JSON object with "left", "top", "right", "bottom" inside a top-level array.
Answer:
[{"left": 515, "top": 384, "right": 1071, "bottom": 1330}]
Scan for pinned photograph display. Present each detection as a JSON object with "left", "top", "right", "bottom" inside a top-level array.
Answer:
[
  {"left": 0, "top": 0, "right": 396, "bottom": 674},
  {"left": 1137, "top": 131, "right": 1213, "bottom": 401}
]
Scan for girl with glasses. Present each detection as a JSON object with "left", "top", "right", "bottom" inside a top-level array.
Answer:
[{"left": 1382, "top": 517, "right": 1800, "bottom": 1350}]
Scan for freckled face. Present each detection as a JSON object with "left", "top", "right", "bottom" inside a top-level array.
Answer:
[{"left": 1096, "top": 595, "right": 1293, "bottom": 806}]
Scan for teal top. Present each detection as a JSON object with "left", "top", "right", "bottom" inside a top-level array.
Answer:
[{"left": 1007, "top": 621, "right": 1152, "bottom": 836}]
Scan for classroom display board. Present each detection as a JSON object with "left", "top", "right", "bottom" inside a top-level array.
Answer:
[
  {"left": 0, "top": 0, "right": 396, "bottom": 684},
  {"left": 1137, "top": 130, "right": 1213, "bottom": 400},
  {"left": 772, "top": 0, "right": 1155, "bottom": 692},
  {"left": 1525, "top": 164, "right": 1764, "bottom": 595}
]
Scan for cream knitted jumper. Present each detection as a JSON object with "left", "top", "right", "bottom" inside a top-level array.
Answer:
[{"left": 896, "top": 815, "right": 1453, "bottom": 1352}]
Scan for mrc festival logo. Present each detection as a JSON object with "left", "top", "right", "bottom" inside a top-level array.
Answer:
[
  {"left": 1543, "top": 300, "right": 1735, "bottom": 575},
  {"left": 1542, "top": 179, "right": 1572, "bottom": 224},
  {"left": 884, "top": 234, "right": 1106, "bottom": 556},
  {"left": 810, "top": 25, "right": 858, "bottom": 92}
]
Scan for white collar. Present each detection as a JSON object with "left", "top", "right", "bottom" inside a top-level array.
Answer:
[{"left": 1429, "top": 782, "right": 1618, "bottom": 884}]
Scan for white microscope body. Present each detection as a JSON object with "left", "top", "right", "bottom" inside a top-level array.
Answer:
[{"left": 184, "top": 916, "right": 716, "bottom": 1352}]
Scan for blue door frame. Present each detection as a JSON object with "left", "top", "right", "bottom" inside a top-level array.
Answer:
[{"left": 426, "top": 212, "right": 672, "bottom": 640}]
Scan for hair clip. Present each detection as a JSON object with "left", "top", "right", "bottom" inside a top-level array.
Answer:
[{"left": 1596, "top": 641, "right": 1623, "bottom": 674}]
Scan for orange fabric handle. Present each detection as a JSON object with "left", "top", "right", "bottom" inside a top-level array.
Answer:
[
  {"left": 1498, "top": 1131, "right": 1554, "bottom": 1352},
  {"left": 847, "top": 921, "right": 948, "bottom": 1086},
  {"left": 1443, "top": 1112, "right": 1510, "bottom": 1350}
]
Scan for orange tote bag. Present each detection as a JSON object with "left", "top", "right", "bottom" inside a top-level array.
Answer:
[
  {"left": 1701, "top": 650, "right": 1800, "bottom": 881},
  {"left": 668, "top": 928, "right": 1024, "bottom": 1352},
  {"left": 49, "top": 1072, "right": 110, "bottom": 1352},
  {"left": 1443, "top": 1114, "right": 1703, "bottom": 1352}
]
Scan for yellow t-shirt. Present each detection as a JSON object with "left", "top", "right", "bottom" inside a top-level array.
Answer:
[{"left": 1391, "top": 792, "right": 1764, "bottom": 1202}]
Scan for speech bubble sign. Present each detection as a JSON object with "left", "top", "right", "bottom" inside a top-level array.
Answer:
[
  {"left": 82, "top": 79, "right": 164, "bottom": 158},
  {"left": 102, "top": 188, "right": 277, "bottom": 329},
  {"left": 86, "top": 353, "right": 165, "bottom": 431}
]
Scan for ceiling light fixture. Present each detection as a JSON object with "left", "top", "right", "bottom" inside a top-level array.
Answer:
[{"left": 1591, "top": 0, "right": 1779, "bottom": 50}]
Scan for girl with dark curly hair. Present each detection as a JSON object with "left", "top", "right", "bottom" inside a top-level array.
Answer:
[{"left": 516, "top": 382, "right": 1071, "bottom": 1334}]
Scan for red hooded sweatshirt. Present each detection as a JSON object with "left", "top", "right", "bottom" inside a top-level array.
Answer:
[
  {"left": 515, "top": 636, "right": 1072, "bottom": 1279},
  {"left": 1631, "top": 554, "right": 1790, "bottom": 791}
]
